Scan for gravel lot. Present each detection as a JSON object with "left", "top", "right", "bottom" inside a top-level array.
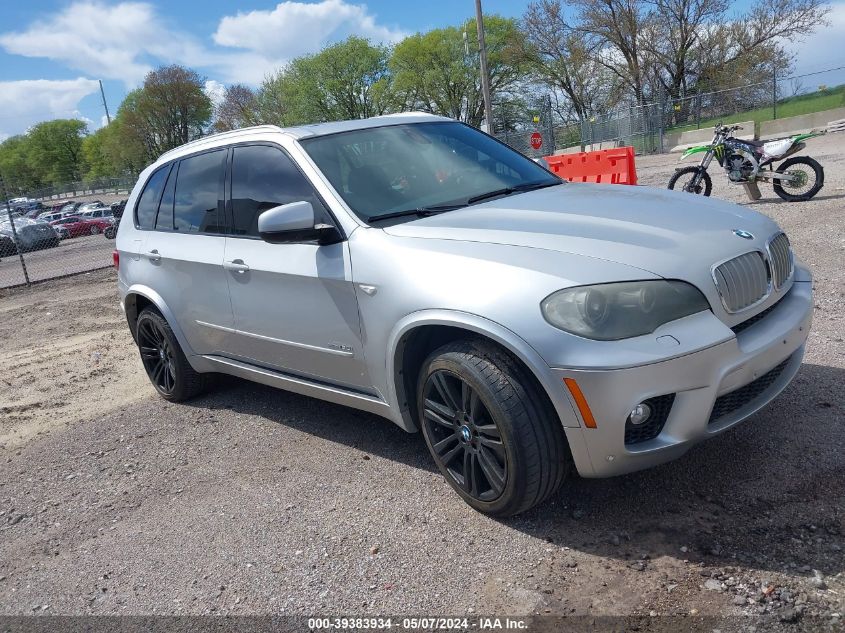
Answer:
[{"left": 0, "top": 135, "right": 843, "bottom": 630}]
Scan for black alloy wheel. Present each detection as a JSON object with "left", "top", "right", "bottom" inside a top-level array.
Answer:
[
  {"left": 417, "top": 340, "right": 570, "bottom": 516},
  {"left": 137, "top": 316, "right": 177, "bottom": 396},
  {"left": 135, "top": 307, "right": 207, "bottom": 401},
  {"left": 422, "top": 369, "right": 507, "bottom": 501}
]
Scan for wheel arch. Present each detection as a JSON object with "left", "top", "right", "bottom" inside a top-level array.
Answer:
[
  {"left": 123, "top": 285, "right": 193, "bottom": 356},
  {"left": 387, "top": 310, "right": 580, "bottom": 434}
]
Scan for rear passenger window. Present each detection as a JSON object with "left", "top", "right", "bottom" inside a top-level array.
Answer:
[
  {"left": 173, "top": 150, "right": 226, "bottom": 233},
  {"left": 135, "top": 165, "right": 170, "bottom": 230},
  {"left": 230, "top": 145, "right": 328, "bottom": 237}
]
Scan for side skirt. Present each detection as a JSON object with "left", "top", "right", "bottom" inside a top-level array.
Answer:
[{"left": 199, "top": 354, "right": 400, "bottom": 425}]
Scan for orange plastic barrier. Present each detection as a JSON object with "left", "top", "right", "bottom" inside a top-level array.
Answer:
[{"left": 543, "top": 146, "right": 638, "bottom": 185}]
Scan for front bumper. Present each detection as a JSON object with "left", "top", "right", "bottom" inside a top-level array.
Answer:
[{"left": 556, "top": 278, "right": 813, "bottom": 478}]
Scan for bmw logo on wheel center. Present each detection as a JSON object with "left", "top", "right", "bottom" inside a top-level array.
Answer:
[
  {"left": 460, "top": 425, "right": 472, "bottom": 442},
  {"left": 733, "top": 229, "right": 755, "bottom": 240}
]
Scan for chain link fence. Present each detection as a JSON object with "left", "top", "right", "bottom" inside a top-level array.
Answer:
[
  {"left": 1, "top": 174, "right": 127, "bottom": 289},
  {"left": 496, "top": 67, "right": 845, "bottom": 156}
]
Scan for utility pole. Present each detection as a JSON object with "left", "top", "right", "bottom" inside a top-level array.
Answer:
[
  {"left": 99, "top": 79, "right": 111, "bottom": 125},
  {"left": 475, "top": 0, "right": 494, "bottom": 133}
]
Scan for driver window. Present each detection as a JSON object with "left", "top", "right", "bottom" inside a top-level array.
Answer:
[{"left": 230, "top": 145, "right": 329, "bottom": 238}]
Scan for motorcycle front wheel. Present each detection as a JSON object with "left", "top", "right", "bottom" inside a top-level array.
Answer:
[
  {"left": 773, "top": 156, "right": 824, "bottom": 202},
  {"left": 668, "top": 166, "right": 712, "bottom": 196}
]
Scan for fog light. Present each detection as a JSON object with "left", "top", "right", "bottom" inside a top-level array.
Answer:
[{"left": 628, "top": 403, "right": 652, "bottom": 425}]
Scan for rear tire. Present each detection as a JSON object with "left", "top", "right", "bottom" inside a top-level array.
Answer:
[
  {"left": 90, "top": 225, "right": 100, "bottom": 235},
  {"left": 668, "top": 166, "right": 712, "bottom": 196},
  {"left": 773, "top": 156, "right": 824, "bottom": 202},
  {"left": 136, "top": 308, "right": 207, "bottom": 402},
  {"left": 417, "top": 339, "right": 570, "bottom": 517}
]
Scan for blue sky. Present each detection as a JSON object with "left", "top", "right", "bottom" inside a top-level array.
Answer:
[{"left": 0, "top": 0, "right": 843, "bottom": 140}]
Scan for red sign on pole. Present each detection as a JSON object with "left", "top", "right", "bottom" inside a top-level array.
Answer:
[{"left": 530, "top": 132, "right": 543, "bottom": 150}]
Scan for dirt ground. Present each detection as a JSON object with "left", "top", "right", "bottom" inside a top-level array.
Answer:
[{"left": 0, "top": 134, "right": 843, "bottom": 631}]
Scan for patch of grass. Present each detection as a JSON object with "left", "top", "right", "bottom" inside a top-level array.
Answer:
[{"left": 667, "top": 84, "right": 845, "bottom": 134}]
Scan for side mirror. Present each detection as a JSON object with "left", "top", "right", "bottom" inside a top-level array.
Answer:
[{"left": 257, "top": 201, "right": 342, "bottom": 245}]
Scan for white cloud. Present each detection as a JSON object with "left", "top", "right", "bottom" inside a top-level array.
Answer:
[
  {"left": 214, "top": 0, "right": 406, "bottom": 58},
  {"left": 204, "top": 79, "right": 227, "bottom": 110},
  {"left": 101, "top": 115, "right": 111, "bottom": 127},
  {"left": 0, "top": 78, "right": 100, "bottom": 140},
  {"left": 0, "top": 0, "right": 407, "bottom": 88}
]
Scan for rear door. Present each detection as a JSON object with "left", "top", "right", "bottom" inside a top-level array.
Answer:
[
  {"left": 221, "top": 143, "right": 369, "bottom": 390},
  {"left": 135, "top": 150, "right": 234, "bottom": 355}
]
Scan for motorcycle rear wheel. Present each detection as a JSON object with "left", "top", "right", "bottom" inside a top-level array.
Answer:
[
  {"left": 668, "top": 166, "right": 712, "bottom": 196},
  {"left": 773, "top": 156, "right": 824, "bottom": 202}
]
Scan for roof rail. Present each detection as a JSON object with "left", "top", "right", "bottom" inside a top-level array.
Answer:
[{"left": 158, "top": 125, "right": 284, "bottom": 160}]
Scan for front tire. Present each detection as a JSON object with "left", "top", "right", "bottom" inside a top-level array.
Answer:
[
  {"left": 90, "top": 225, "right": 100, "bottom": 235},
  {"left": 136, "top": 308, "right": 207, "bottom": 401},
  {"left": 773, "top": 156, "right": 824, "bottom": 202},
  {"left": 668, "top": 166, "right": 712, "bottom": 196},
  {"left": 417, "top": 340, "right": 569, "bottom": 517}
]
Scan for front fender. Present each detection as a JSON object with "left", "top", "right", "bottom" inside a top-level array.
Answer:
[
  {"left": 680, "top": 145, "right": 711, "bottom": 161},
  {"left": 386, "top": 309, "right": 581, "bottom": 433}
]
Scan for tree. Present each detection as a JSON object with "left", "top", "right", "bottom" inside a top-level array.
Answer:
[
  {"left": 213, "top": 84, "right": 260, "bottom": 132},
  {"left": 0, "top": 135, "right": 40, "bottom": 193},
  {"left": 390, "top": 16, "right": 524, "bottom": 127},
  {"left": 522, "top": 0, "right": 624, "bottom": 121},
  {"left": 257, "top": 37, "right": 395, "bottom": 126},
  {"left": 568, "top": 0, "right": 653, "bottom": 105},
  {"left": 26, "top": 119, "right": 88, "bottom": 184},
  {"left": 118, "top": 65, "right": 213, "bottom": 160}
]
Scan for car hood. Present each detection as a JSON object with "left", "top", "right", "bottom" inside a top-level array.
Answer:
[{"left": 382, "top": 182, "right": 782, "bottom": 280}]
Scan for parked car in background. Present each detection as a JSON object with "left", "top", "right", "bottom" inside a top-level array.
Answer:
[
  {"left": 77, "top": 201, "right": 104, "bottom": 214},
  {"left": 0, "top": 233, "right": 15, "bottom": 256},
  {"left": 117, "top": 114, "right": 813, "bottom": 516},
  {"left": 110, "top": 199, "right": 127, "bottom": 218},
  {"left": 80, "top": 206, "right": 114, "bottom": 219},
  {"left": 60, "top": 201, "right": 82, "bottom": 215},
  {"left": 0, "top": 217, "right": 60, "bottom": 253},
  {"left": 50, "top": 215, "right": 113, "bottom": 237},
  {"left": 39, "top": 210, "right": 70, "bottom": 223}
]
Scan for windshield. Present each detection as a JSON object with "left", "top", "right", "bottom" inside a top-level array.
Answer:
[{"left": 300, "top": 121, "right": 560, "bottom": 223}]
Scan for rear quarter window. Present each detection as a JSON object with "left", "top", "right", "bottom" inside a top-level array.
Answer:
[{"left": 135, "top": 165, "right": 171, "bottom": 230}]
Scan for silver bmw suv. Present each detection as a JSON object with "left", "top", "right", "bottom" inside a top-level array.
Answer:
[{"left": 116, "top": 113, "right": 812, "bottom": 516}]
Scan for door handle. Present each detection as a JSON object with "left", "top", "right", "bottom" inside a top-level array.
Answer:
[
  {"left": 147, "top": 249, "right": 161, "bottom": 263},
  {"left": 224, "top": 259, "right": 250, "bottom": 273}
]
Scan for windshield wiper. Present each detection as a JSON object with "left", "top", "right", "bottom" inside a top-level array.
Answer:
[
  {"left": 466, "top": 180, "right": 561, "bottom": 205},
  {"left": 366, "top": 203, "right": 466, "bottom": 224}
]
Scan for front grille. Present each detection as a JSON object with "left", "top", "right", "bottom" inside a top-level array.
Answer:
[
  {"left": 713, "top": 251, "right": 770, "bottom": 313},
  {"left": 625, "top": 394, "right": 676, "bottom": 445},
  {"left": 708, "top": 358, "right": 790, "bottom": 425},
  {"left": 731, "top": 297, "right": 782, "bottom": 335},
  {"left": 768, "top": 232, "right": 793, "bottom": 289}
]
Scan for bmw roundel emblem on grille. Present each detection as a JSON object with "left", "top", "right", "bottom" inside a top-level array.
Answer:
[{"left": 733, "top": 229, "right": 754, "bottom": 240}]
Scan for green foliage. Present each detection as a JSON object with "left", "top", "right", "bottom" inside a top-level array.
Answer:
[
  {"left": 118, "top": 66, "right": 213, "bottom": 160},
  {"left": 257, "top": 36, "right": 394, "bottom": 126},
  {"left": 391, "top": 16, "right": 523, "bottom": 126},
  {"left": 25, "top": 119, "right": 88, "bottom": 184},
  {"left": 0, "top": 119, "right": 88, "bottom": 192}
]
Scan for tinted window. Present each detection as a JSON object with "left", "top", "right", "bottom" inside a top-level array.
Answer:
[
  {"left": 173, "top": 150, "right": 226, "bottom": 233},
  {"left": 155, "top": 164, "right": 177, "bottom": 231},
  {"left": 136, "top": 165, "right": 170, "bottom": 230},
  {"left": 230, "top": 145, "right": 328, "bottom": 237}
]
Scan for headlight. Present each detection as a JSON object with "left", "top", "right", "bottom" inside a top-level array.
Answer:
[{"left": 541, "top": 280, "right": 710, "bottom": 340}]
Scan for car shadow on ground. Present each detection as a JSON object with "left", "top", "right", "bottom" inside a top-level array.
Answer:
[{"left": 183, "top": 361, "right": 844, "bottom": 577}]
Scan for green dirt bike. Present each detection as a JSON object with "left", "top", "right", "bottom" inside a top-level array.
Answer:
[{"left": 668, "top": 123, "right": 826, "bottom": 202}]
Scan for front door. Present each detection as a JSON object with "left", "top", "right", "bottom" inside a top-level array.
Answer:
[{"left": 222, "top": 143, "right": 369, "bottom": 391}]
